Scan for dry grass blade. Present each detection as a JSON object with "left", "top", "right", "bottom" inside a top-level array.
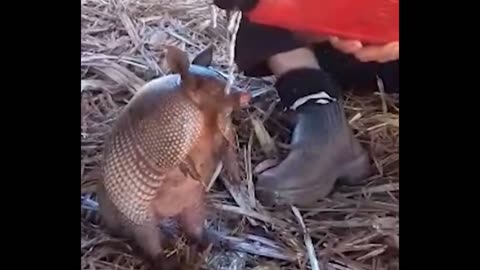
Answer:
[
  {"left": 292, "top": 206, "right": 321, "bottom": 270},
  {"left": 210, "top": 5, "right": 218, "bottom": 28},
  {"left": 81, "top": 79, "right": 111, "bottom": 92},
  {"left": 251, "top": 116, "right": 277, "bottom": 158},
  {"left": 222, "top": 235, "right": 297, "bottom": 262},
  {"left": 252, "top": 265, "right": 282, "bottom": 270},
  {"left": 224, "top": 10, "right": 242, "bottom": 94},
  {"left": 219, "top": 170, "right": 260, "bottom": 226},
  {"left": 343, "top": 183, "right": 399, "bottom": 197},
  {"left": 245, "top": 135, "right": 256, "bottom": 207},
  {"left": 206, "top": 162, "right": 223, "bottom": 191},
  {"left": 213, "top": 203, "right": 289, "bottom": 228}
]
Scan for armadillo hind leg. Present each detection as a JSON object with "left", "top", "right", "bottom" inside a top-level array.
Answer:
[
  {"left": 97, "top": 183, "right": 175, "bottom": 268},
  {"left": 96, "top": 182, "right": 128, "bottom": 237}
]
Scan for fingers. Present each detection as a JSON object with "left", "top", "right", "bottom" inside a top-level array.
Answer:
[
  {"left": 329, "top": 37, "right": 399, "bottom": 63},
  {"left": 355, "top": 41, "right": 399, "bottom": 63},
  {"left": 329, "top": 36, "right": 362, "bottom": 54}
]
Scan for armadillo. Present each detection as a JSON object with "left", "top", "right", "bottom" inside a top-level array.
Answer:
[{"left": 96, "top": 45, "right": 250, "bottom": 269}]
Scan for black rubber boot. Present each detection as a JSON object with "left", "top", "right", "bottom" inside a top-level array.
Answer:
[{"left": 255, "top": 69, "right": 371, "bottom": 207}]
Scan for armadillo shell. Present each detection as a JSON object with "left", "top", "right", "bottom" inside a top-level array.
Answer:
[{"left": 103, "top": 75, "right": 204, "bottom": 225}]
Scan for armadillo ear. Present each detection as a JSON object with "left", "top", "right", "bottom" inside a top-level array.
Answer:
[
  {"left": 192, "top": 45, "right": 214, "bottom": 67},
  {"left": 166, "top": 46, "right": 191, "bottom": 77}
]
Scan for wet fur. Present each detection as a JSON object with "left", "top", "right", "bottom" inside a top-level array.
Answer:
[{"left": 98, "top": 46, "right": 248, "bottom": 269}]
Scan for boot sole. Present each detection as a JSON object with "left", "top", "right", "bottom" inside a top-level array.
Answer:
[
  {"left": 337, "top": 152, "right": 371, "bottom": 186},
  {"left": 258, "top": 154, "right": 370, "bottom": 207},
  {"left": 272, "top": 177, "right": 337, "bottom": 207}
]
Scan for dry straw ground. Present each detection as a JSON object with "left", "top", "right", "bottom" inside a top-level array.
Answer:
[{"left": 81, "top": 0, "right": 399, "bottom": 269}]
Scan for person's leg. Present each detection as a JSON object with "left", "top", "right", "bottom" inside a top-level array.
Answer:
[
  {"left": 235, "top": 19, "right": 370, "bottom": 206},
  {"left": 378, "top": 60, "right": 399, "bottom": 94},
  {"left": 235, "top": 20, "right": 399, "bottom": 95}
]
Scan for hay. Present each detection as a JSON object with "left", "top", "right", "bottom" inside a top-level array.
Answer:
[{"left": 81, "top": 0, "right": 399, "bottom": 269}]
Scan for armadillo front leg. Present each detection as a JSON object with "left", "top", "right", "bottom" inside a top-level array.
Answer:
[
  {"left": 97, "top": 182, "right": 129, "bottom": 237},
  {"left": 97, "top": 183, "right": 177, "bottom": 269},
  {"left": 179, "top": 155, "right": 201, "bottom": 181}
]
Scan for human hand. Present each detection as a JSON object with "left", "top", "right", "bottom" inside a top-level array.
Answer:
[{"left": 329, "top": 36, "right": 399, "bottom": 63}]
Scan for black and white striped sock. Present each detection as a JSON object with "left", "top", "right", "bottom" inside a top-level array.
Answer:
[{"left": 275, "top": 68, "right": 342, "bottom": 111}]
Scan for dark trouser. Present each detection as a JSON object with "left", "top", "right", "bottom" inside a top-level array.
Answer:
[{"left": 234, "top": 19, "right": 399, "bottom": 94}]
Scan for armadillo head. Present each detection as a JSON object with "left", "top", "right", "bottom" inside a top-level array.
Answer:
[{"left": 166, "top": 46, "right": 251, "bottom": 116}]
